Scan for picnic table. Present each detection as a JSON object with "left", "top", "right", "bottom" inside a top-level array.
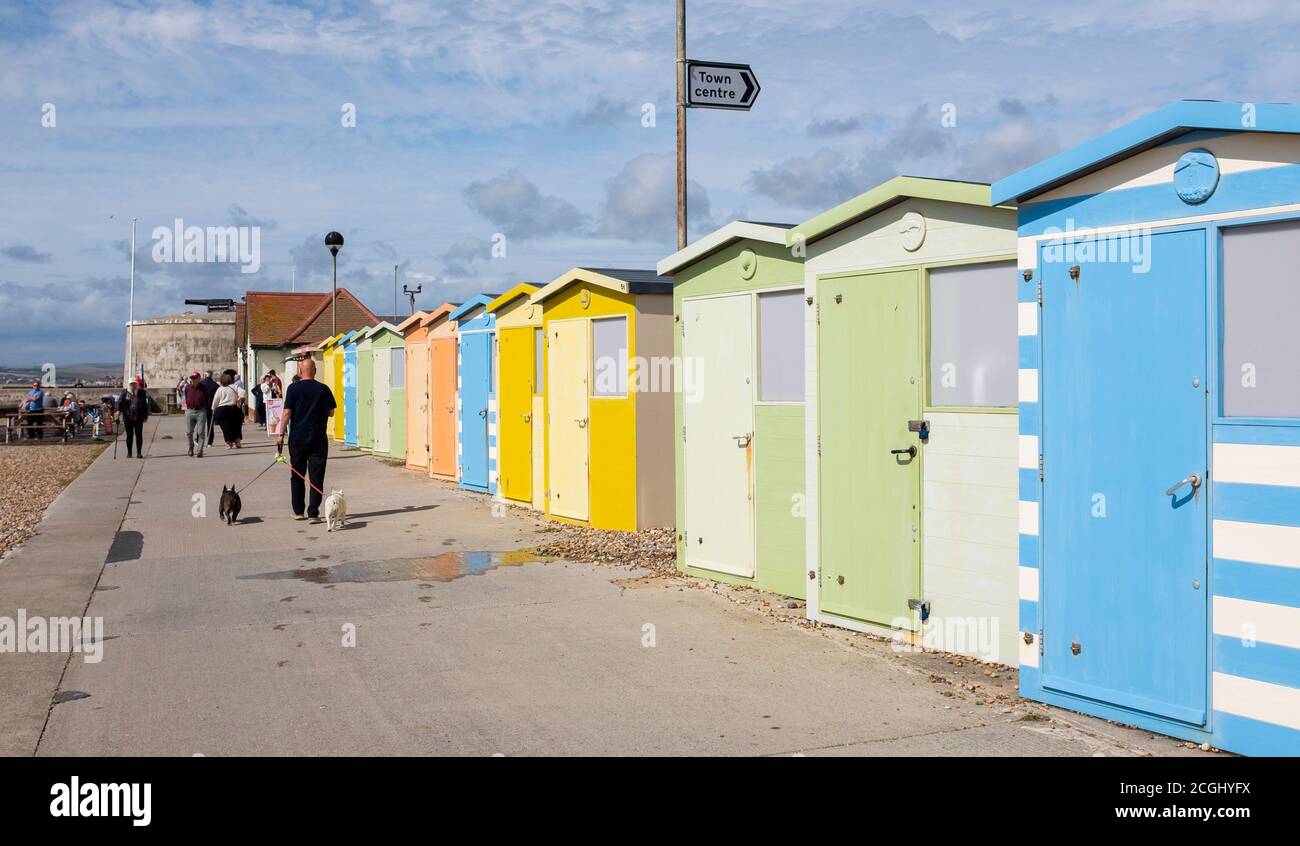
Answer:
[{"left": 1, "top": 409, "right": 83, "bottom": 443}]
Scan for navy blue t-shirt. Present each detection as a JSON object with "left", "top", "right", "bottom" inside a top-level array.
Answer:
[{"left": 282, "top": 379, "right": 336, "bottom": 447}]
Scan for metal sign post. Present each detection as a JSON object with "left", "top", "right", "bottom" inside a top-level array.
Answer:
[{"left": 675, "top": 3, "right": 760, "bottom": 250}]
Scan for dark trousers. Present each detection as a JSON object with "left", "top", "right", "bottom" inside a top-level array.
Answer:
[
  {"left": 289, "top": 441, "right": 328, "bottom": 518},
  {"left": 124, "top": 418, "right": 145, "bottom": 455}
]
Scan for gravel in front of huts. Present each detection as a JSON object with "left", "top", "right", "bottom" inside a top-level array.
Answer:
[
  {"left": 0, "top": 442, "right": 108, "bottom": 558},
  {"left": 533, "top": 524, "right": 677, "bottom": 575}
]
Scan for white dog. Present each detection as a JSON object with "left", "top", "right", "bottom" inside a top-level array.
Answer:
[{"left": 323, "top": 489, "right": 347, "bottom": 532}]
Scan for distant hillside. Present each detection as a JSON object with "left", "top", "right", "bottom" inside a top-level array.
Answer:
[{"left": 0, "top": 363, "right": 123, "bottom": 385}]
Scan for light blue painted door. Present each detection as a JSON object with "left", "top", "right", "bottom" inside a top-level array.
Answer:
[
  {"left": 343, "top": 346, "right": 358, "bottom": 447},
  {"left": 1040, "top": 229, "right": 1208, "bottom": 725},
  {"left": 459, "top": 332, "right": 491, "bottom": 491}
]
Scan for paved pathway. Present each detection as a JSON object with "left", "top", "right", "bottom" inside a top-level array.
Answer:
[{"left": 0, "top": 415, "right": 1210, "bottom": 756}]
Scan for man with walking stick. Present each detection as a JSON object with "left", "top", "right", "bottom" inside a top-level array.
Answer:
[{"left": 275, "top": 358, "right": 335, "bottom": 523}]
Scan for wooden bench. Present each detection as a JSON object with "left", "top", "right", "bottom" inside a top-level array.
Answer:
[{"left": 1, "top": 410, "right": 81, "bottom": 443}]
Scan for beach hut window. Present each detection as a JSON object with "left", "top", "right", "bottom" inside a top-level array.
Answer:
[
  {"left": 1221, "top": 219, "right": 1300, "bottom": 418},
  {"left": 758, "top": 289, "right": 804, "bottom": 402},
  {"left": 928, "top": 261, "right": 1017, "bottom": 407},
  {"left": 592, "top": 316, "right": 628, "bottom": 397},
  {"left": 390, "top": 348, "right": 405, "bottom": 388},
  {"left": 534, "top": 327, "right": 544, "bottom": 394}
]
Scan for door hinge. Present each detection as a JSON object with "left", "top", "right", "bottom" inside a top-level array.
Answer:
[
  {"left": 681, "top": 424, "right": 686, "bottom": 442},
  {"left": 1038, "top": 454, "right": 1044, "bottom": 482},
  {"left": 1038, "top": 628, "right": 1044, "bottom": 656},
  {"left": 817, "top": 434, "right": 821, "bottom": 456},
  {"left": 1036, "top": 281, "right": 1043, "bottom": 306},
  {"left": 816, "top": 303, "right": 820, "bottom": 325}
]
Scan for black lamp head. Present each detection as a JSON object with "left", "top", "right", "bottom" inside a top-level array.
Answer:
[{"left": 324, "top": 231, "right": 344, "bottom": 256}]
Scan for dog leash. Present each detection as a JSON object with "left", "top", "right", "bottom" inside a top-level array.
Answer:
[
  {"left": 234, "top": 456, "right": 280, "bottom": 495},
  {"left": 277, "top": 440, "right": 327, "bottom": 497}
]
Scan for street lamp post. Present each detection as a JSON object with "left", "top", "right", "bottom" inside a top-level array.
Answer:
[{"left": 325, "top": 231, "right": 344, "bottom": 336}]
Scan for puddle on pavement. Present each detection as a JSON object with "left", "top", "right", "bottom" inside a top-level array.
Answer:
[{"left": 240, "top": 549, "right": 551, "bottom": 585}]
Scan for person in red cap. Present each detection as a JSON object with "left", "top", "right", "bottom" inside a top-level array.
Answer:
[
  {"left": 182, "top": 371, "right": 209, "bottom": 457},
  {"left": 116, "top": 377, "right": 150, "bottom": 458}
]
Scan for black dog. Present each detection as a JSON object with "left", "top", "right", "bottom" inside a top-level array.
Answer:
[{"left": 219, "top": 485, "right": 241, "bottom": 525}]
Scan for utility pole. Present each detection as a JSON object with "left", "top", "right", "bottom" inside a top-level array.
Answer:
[
  {"left": 128, "top": 217, "right": 136, "bottom": 382},
  {"left": 676, "top": 0, "right": 686, "bottom": 250},
  {"left": 291, "top": 268, "right": 296, "bottom": 292}
]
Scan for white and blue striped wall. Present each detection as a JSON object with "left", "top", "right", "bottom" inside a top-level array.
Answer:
[
  {"left": 1015, "top": 273, "right": 1041, "bottom": 675},
  {"left": 1209, "top": 429, "right": 1300, "bottom": 753}
]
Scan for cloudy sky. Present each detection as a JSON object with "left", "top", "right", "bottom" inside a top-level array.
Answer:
[{"left": 3, "top": 0, "right": 1299, "bottom": 364}]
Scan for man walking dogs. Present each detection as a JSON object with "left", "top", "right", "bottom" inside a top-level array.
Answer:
[{"left": 276, "top": 358, "right": 335, "bottom": 523}]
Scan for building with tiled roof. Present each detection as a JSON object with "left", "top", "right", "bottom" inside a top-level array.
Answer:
[{"left": 237, "top": 288, "right": 378, "bottom": 386}]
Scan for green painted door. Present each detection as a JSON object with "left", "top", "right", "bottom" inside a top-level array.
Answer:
[{"left": 818, "top": 270, "right": 922, "bottom": 629}]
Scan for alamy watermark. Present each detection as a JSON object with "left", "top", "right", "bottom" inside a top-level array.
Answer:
[
  {"left": 152, "top": 218, "right": 261, "bottom": 274},
  {"left": 0, "top": 609, "right": 103, "bottom": 663},
  {"left": 890, "top": 614, "right": 1000, "bottom": 662},
  {"left": 1041, "top": 218, "right": 1151, "bottom": 274}
]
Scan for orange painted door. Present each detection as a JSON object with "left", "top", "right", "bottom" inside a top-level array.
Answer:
[
  {"left": 430, "top": 336, "right": 457, "bottom": 477},
  {"left": 405, "top": 342, "right": 429, "bottom": 469}
]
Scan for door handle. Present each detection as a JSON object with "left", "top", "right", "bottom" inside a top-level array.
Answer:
[
  {"left": 891, "top": 446, "right": 918, "bottom": 459},
  {"left": 522, "top": 413, "right": 531, "bottom": 423},
  {"left": 575, "top": 417, "right": 588, "bottom": 428},
  {"left": 479, "top": 409, "right": 487, "bottom": 419},
  {"left": 1165, "top": 473, "right": 1201, "bottom": 496},
  {"left": 732, "top": 433, "right": 752, "bottom": 447}
]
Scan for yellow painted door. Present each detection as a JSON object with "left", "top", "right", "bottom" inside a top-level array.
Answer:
[
  {"left": 547, "top": 319, "right": 589, "bottom": 520},
  {"left": 498, "top": 327, "right": 533, "bottom": 503}
]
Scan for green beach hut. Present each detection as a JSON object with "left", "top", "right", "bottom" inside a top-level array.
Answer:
[
  {"left": 657, "top": 222, "right": 806, "bottom": 599},
  {"left": 370, "top": 321, "right": 408, "bottom": 460}
]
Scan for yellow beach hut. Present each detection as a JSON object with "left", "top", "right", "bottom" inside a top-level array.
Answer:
[
  {"left": 317, "top": 333, "right": 345, "bottom": 438},
  {"left": 529, "top": 268, "right": 674, "bottom": 531},
  {"left": 486, "top": 284, "right": 542, "bottom": 510}
]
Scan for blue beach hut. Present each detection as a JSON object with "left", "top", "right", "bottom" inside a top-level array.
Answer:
[
  {"left": 450, "top": 295, "right": 500, "bottom": 494},
  {"left": 342, "top": 328, "right": 364, "bottom": 448},
  {"left": 992, "top": 99, "right": 1300, "bottom": 756}
]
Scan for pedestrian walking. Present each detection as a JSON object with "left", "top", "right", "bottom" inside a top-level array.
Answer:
[
  {"left": 276, "top": 358, "right": 335, "bottom": 523},
  {"left": 117, "top": 378, "right": 149, "bottom": 459},
  {"left": 182, "top": 371, "right": 209, "bottom": 457},
  {"left": 212, "top": 373, "right": 245, "bottom": 449},
  {"left": 251, "top": 376, "right": 266, "bottom": 426},
  {"left": 199, "top": 370, "right": 219, "bottom": 447}
]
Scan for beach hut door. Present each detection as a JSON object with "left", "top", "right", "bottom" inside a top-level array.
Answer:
[
  {"left": 407, "top": 342, "right": 429, "bottom": 468},
  {"left": 343, "top": 348, "right": 358, "bottom": 445},
  {"left": 683, "top": 294, "right": 755, "bottom": 576},
  {"left": 499, "top": 328, "right": 534, "bottom": 503},
  {"left": 459, "top": 332, "right": 492, "bottom": 489},
  {"left": 549, "top": 320, "right": 590, "bottom": 520},
  {"left": 374, "top": 346, "right": 391, "bottom": 454},
  {"left": 818, "top": 270, "right": 923, "bottom": 628},
  {"left": 1039, "top": 230, "right": 1208, "bottom": 725}
]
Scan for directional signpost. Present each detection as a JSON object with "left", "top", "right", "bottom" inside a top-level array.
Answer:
[
  {"left": 675, "top": 1, "right": 761, "bottom": 248},
  {"left": 685, "top": 61, "right": 761, "bottom": 111}
]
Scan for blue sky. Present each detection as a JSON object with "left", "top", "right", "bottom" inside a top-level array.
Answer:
[{"left": 2, "top": 0, "right": 1298, "bottom": 363}]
